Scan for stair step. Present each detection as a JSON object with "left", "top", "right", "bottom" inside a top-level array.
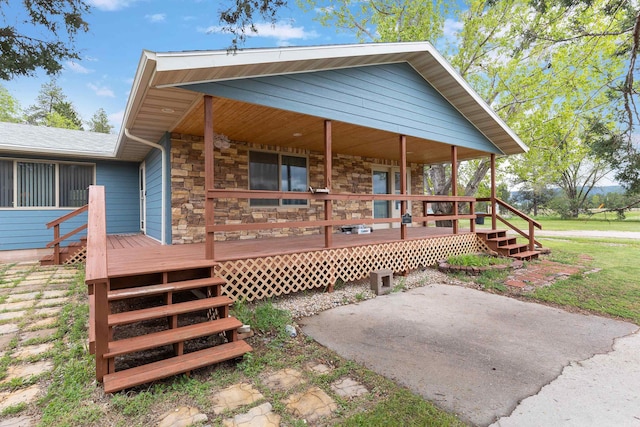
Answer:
[
  {"left": 489, "top": 236, "right": 517, "bottom": 244},
  {"left": 103, "top": 340, "right": 252, "bottom": 393},
  {"left": 108, "top": 277, "right": 226, "bottom": 301},
  {"left": 68, "top": 241, "right": 85, "bottom": 248},
  {"left": 476, "top": 229, "right": 507, "bottom": 237},
  {"left": 108, "top": 296, "right": 233, "bottom": 327},
  {"left": 104, "top": 317, "right": 242, "bottom": 358},
  {"left": 498, "top": 244, "right": 527, "bottom": 253},
  {"left": 511, "top": 250, "right": 540, "bottom": 260}
]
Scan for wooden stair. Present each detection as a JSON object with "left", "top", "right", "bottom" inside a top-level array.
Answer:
[
  {"left": 89, "top": 262, "right": 252, "bottom": 393},
  {"left": 476, "top": 229, "right": 541, "bottom": 261},
  {"left": 40, "top": 238, "right": 87, "bottom": 266}
]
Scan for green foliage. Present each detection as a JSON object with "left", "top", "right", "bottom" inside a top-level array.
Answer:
[
  {"left": 0, "top": 85, "right": 22, "bottom": 122},
  {"left": 447, "top": 254, "right": 509, "bottom": 267},
  {"left": 25, "top": 80, "right": 83, "bottom": 130},
  {"left": 231, "top": 300, "right": 292, "bottom": 335},
  {"left": 87, "top": 108, "right": 113, "bottom": 133},
  {"left": 0, "top": 0, "right": 90, "bottom": 80}
]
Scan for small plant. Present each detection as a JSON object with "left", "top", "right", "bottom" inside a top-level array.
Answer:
[
  {"left": 355, "top": 292, "right": 365, "bottom": 301},
  {"left": 393, "top": 278, "right": 407, "bottom": 292},
  {"left": 447, "top": 254, "right": 511, "bottom": 267}
]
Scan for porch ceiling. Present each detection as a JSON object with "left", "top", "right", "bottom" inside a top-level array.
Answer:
[{"left": 172, "top": 97, "right": 482, "bottom": 164}]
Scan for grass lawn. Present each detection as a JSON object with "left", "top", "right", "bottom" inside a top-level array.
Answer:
[
  {"left": 488, "top": 210, "right": 640, "bottom": 232},
  {"left": 526, "top": 236, "right": 640, "bottom": 324}
]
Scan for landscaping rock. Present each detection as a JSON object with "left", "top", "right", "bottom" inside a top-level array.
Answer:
[
  {"left": 212, "top": 383, "right": 264, "bottom": 414},
  {"left": 330, "top": 377, "right": 368, "bottom": 398},
  {"left": 283, "top": 386, "right": 337, "bottom": 423},
  {"left": 0, "top": 416, "right": 35, "bottom": 427},
  {"left": 261, "top": 368, "right": 305, "bottom": 392},
  {"left": 0, "top": 385, "right": 41, "bottom": 412},
  {"left": 222, "top": 402, "right": 281, "bottom": 427}
]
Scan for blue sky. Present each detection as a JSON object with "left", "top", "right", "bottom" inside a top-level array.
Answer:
[{"left": 3, "top": 0, "right": 360, "bottom": 131}]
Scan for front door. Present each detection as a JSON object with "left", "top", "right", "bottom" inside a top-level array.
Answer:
[
  {"left": 373, "top": 168, "right": 411, "bottom": 229},
  {"left": 139, "top": 162, "right": 146, "bottom": 233}
]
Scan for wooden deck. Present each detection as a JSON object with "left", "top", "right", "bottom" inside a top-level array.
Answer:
[{"left": 106, "top": 225, "right": 457, "bottom": 272}]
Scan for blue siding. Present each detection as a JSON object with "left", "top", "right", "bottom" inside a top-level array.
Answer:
[
  {"left": 0, "top": 158, "right": 140, "bottom": 251},
  {"left": 181, "top": 63, "right": 501, "bottom": 154},
  {"left": 142, "top": 133, "right": 172, "bottom": 244}
]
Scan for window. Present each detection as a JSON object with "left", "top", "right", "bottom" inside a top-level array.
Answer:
[
  {"left": 0, "top": 158, "right": 94, "bottom": 208},
  {"left": 249, "top": 151, "right": 307, "bottom": 207}
]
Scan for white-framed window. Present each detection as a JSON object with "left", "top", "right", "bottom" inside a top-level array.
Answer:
[
  {"left": 248, "top": 151, "right": 308, "bottom": 207},
  {"left": 0, "top": 158, "right": 95, "bottom": 209}
]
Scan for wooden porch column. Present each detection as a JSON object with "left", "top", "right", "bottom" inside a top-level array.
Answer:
[
  {"left": 204, "top": 95, "right": 215, "bottom": 260},
  {"left": 451, "top": 146, "right": 458, "bottom": 234},
  {"left": 490, "top": 153, "right": 497, "bottom": 230},
  {"left": 324, "top": 120, "right": 333, "bottom": 248},
  {"left": 399, "top": 135, "right": 407, "bottom": 240}
]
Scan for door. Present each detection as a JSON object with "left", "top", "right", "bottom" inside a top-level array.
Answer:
[
  {"left": 139, "top": 162, "right": 146, "bottom": 233},
  {"left": 373, "top": 168, "right": 411, "bottom": 229}
]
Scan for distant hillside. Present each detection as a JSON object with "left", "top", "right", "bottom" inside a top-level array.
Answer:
[{"left": 590, "top": 185, "right": 624, "bottom": 195}]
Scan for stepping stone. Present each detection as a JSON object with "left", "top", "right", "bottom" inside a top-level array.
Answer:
[
  {"left": 15, "top": 279, "right": 46, "bottom": 287},
  {"left": 26, "top": 318, "right": 57, "bottom": 330},
  {"left": 157, "top": 406, "right": 207, "bottom": 427},
  {"left": 222, "top": 402, "right": 281, "bottom": 427},
  {"left": 20, "top": 328, "right": 57, "bottom": 343},
  {"left": 0, "top": 332, "right": 17, "bottom": 352},
  {"left": 331, "top": 377, "right": 368, "bottom": 398},
  {"left": 261, "top": 368, "right": 306, "bottom": 392},
  {"left": 307, "top": 363, "right": 333, "bottom": 374},
  {"left": 0, "top": 385, "right": 41, "bottom": 412},
  {"left": 283, "top": 386, "right": 337, "bottom": 423},
  {"left": 33, "top": 307, "right": 62, "bottom": 317},
  {"left": 6, "top": 293, "right": 40, "bottom": 303},
  {"left": 0, "top": 415, "right": 35, "bottom": 426},
  {"left": 40, "top": 290, "right": 67, "bottom": 299},
  {"left": 0, "top": 323, "right": 19, "bottom": 335},
  {"left": 13, "top": 342, "right": 54, "bottom": 359},
  {"left": 0, "top": 311, "right": 26, "bottom": 321},
  {"left": 2, "top": 361, "right": 53, "bottom": 383},
  {"left": 212, "top": 383, "right": 265, "bottom": 414},
  {"left": 0, "top": 301, "right": 34, "bottom": 311},
  {"left": 36, "top": 297, "right": 68, "bottom": 307}
]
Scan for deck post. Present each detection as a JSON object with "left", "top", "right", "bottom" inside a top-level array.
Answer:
[
  {"left": 324, "top": 120, "right": 333, "bottom": 249},
  {"left": 53, "top": 224, "right": 60, "bottom": 264},
  {"left": 451, "top": 146, "right": 458, "bottom": 234},
  {"left": 490, "top": 153, "right": 497, "bottom": 230},
  {"left": 399, "top": 135, "right": 407, "bottom": 240},
  {"left": 204, "top": 95, "right": 215, "bottom": 260}
]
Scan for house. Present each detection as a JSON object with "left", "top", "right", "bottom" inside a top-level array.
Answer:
[{"left": 1, "top": 42, "right": 542, "bottom": 391}]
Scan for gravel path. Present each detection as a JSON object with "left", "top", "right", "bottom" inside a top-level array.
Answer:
[
  {"left": 533, "top": 229, "right": 640, "bottom": 239},
  {"left": 272, "top": 268, "right": 466, "bottom": 319}
]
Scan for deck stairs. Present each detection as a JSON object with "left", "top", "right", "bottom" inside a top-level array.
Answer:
[
  {"left": 89, "top": 261, "right": 252, "bottom": 393},
  {"left": 40, "top": 237, "right": 87, "bottom": 266},
  {"left": 476, "top": 229, "right": 541, "bottom": 261}
]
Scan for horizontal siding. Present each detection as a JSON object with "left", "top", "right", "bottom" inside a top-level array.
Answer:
[
  {"left": 181, "top": 63, "right": 501, "bottom": 154},
  {"left": 0, "top": 159, "right": 140, "bottom": 250}
]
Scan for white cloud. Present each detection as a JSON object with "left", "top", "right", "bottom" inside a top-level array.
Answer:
[
  {"left": 109, "top": 110, "right": 124, "bottom": 125},
  {"left": 65, "top": 61, "right": 93, "bottom": 74},
  {"left": 87, "top": 0, "right": 140, "bottom": 11},
  {"left": 87, "top": 83, "right": 116, "bottom": 98},
  {"left": 443, "top": 18, "right": 463, "bottom": 39},
  {"left": 202, "top": 21, "right": 319, "bottom": 43},
  {"left": 314, "top": 6, "right": 334, "bottom": 14},
  {"left": 145, "top": 13, "right": 166, "bottom": 23}
]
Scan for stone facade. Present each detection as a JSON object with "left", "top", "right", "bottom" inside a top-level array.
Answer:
[{"left": 170, "top": 133, "right": 425, "bottom": 244}]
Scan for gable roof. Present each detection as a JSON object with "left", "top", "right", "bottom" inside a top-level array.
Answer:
[
  {"left": 117, "top": 42, "right": 527, "bottom": 162},
  {"left": 0, "top": 122, "right": 117, "bottom": 159}
]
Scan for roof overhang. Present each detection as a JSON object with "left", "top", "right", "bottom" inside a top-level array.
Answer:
[{"left": 116, "top": 42, "right": 527, "bottom": 162}]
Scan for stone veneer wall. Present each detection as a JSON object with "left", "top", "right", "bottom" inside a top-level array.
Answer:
[{"left": 170, "top": 133, "right": 425, "bottom": 244}]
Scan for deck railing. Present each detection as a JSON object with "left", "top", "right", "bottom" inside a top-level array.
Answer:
[
  {"left": 45, "top": 204, "right": 88, "bottom": 264},
  {"left": 205, "top": 190, "right": 479, "bottom": 257},
  {"left": 84, "top": 185, "right": 109, "bottom": 382},
  {"left": 477, "top": 197, "right": 542, "bottom": 251}
]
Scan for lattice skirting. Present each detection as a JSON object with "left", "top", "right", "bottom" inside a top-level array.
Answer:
[
  {"left": 217, "top": 233, "right": 486, "bottom": 302},
  {"left": 65, "top": 246, "right": 87, "bottom": 265}
]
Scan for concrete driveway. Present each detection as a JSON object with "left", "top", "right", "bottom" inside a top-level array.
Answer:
[{"left": 300, "top": 284, "right": 638, "bottom": 426}]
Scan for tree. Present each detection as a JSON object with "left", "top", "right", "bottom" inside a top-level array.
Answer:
[
  {"left": 25, "top": 80, "right": 83, "bottom": 130},
  {"left": 0, "top": 85, "right": 22, "bottom": 122},
  {"left": 87, "top": 108, "right": 113, "bottom": 133},
  {"left": 220, "top": 0, "right": 287, "bottom": 48},
  {"left": 0, "top": 0, "right": 90, "bottom": 80}
]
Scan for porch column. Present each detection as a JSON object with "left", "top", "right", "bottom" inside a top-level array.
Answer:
[
  {"left": 324, "top": 120, "right": 333, "bottom": 248},
  {"left": 451, "top": 146, "right": 458, "bottom": 234},
  {"left": 490, "top": 153, "right": 497, "bottom": 230},
  {"left": 204, "top": 95, "right": 215, "bottom": 259},
  {"left": 399, "top": 135, "right": 407, "bottom": 240}
]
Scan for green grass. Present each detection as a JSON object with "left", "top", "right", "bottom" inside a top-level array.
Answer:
[
  {"left": 495, "top": 212, "right": 640, "bottom": 232},
  {"left": 527, "top": 237, "right": 640, "bottom": 324},
  {"left": 447, "top": 253, "right": 511, "bottom": 267}
]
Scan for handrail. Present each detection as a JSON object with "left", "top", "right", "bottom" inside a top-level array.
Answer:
[
  {"left": 46, "top": 204, "right": 88, "bottom": 228},
  {"left": 205, "top": 191, "right": 479, "bottom": 248},
  {"left": 45, "top": 204, "right": 89, "bottom": 264},
  {"left": 477, "top": 197, "right": 542, "bottom": 251}
]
